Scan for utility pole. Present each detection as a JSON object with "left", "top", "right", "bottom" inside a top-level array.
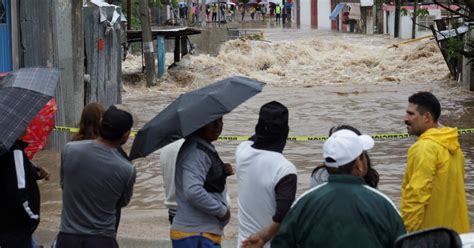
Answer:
[
  {"left": 139, "top": 0, "right": 157, "bottom": 87},
  {"left": 282, "top": 0, "right": 286, "bottom": 25},
  {"left": 187, "top": 0, "right": 193, "bottom": 24},
  {"left": 127, "top": 0, "right": 131, "bottom": 30},
  {"left": 296, "top": 0, "right": 300, "bottom": 26},
  {"left": 201, "top": 0, "right": 206, "bottom": 24},
  {"left": 394, "top": 0, "right": 400, "bottom": 37},
  {"left": 411, "top": 0, "right": 418, "bottom": 39},
  {"left": 372, "top": 3, "right": 377, "bottom": 33}
]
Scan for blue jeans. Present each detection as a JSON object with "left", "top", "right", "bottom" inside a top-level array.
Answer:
[{"left": 172, "top": 235, "right": 220, "bottom": 248}]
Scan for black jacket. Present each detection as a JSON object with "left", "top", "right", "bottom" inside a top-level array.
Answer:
[{"left": 0, "top": 140, "right": 40, "bottom": 233}]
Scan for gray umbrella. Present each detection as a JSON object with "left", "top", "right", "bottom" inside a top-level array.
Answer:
[
  {"left": 130, "top": 76, "right": 265, "bottom": 160},
  {"left": 0, "top": 67, "right": 61, "bottom": 155}
]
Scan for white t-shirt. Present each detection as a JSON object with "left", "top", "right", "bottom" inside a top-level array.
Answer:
[
  {"left": 236, "top": 141, "right": 297, "bottom": 248},
  {"left": 309, "top": 166, "right": 330, "bottom": 189},
  {"left": 159, "top": 139, "right": 185, "bottom": 211}
]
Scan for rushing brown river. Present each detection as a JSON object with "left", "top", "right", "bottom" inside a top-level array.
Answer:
[{"left": 34, "top": 27, "right": 474, "bottom": 244}]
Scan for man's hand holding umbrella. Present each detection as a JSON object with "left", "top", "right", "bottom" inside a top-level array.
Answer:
[{"left": 130, "top": 76, "right": 264, "bottom": 244}]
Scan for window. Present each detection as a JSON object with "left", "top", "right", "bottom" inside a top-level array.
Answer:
[
  {"left": 0, "top": 0, "right": 5, "bottom": 24},
  {"left": 441, "top": 9, "right": 460, "bottom": 18},
  {"left": 418, "top": 15, "right": 435, "bottom": 31}
]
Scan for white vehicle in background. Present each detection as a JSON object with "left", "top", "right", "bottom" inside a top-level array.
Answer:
[{"left": 461, "top": 233, "right": 474, "bottom": 247}]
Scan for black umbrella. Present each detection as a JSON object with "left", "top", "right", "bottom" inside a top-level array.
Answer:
[
  {"left": 130, "top": 76, "right": 264, "bottom": 160},
  {"left": 0, "top": 67, "right": 61, "bottom": 155}
]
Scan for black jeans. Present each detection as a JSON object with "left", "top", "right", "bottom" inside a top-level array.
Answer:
[
  {"left": 55, "top": 232, "right": 118, "bottom": 248},
  {"left": 0, "top": 231, "right": 32, "bottom": 248},
  {"left": 169, "top": 209, "right": 176, "bottom": 225}
]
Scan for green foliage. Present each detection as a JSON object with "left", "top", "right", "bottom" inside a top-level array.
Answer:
[
  {"left": 171, "top": 0, "right": 178, "bottom": 8},
  {"left": 120, "top": 0, "right": 175, "bottom": 30},
  {"left": 121, "top": 0, "right": 165, "bottom": 8},
  {"left": 149, "top": 0, "right": 161, "bottom": 6},
  {"left": 401, "top": 7, "right": 429, "bottom": 18},
  {"left": 446, "top": 37, "right": 464, "bottom": 62},
  {"left": 374, "top": 0, "right": 389, "bottom": 5},
  {"left": 416, "top": 8, "right": 429, "bottom": 17},
  {"left": 239, "top": 0, "right": 250, "bottom": 4}
]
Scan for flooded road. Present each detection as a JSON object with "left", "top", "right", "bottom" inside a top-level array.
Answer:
[{"left": 35, "top": 27, "right": 474, "bottom": 243}]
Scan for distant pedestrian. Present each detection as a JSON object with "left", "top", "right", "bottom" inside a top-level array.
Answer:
[
  {"left": 56, "top": 105, "right": 136, "bottom": 248},
  {"left": 212, "top": 4, "right": 218, "bottom": 22},
  {"left": 206, "top": 4, "right": 211, "bottom": 22},
  {"left": 261, "top": 4, "right": 267, "bottom": 20},
  {"left": 179, "top": 5, "right": 186, "bottom": 19},
  {"left": 193, "top": 3, "right": 199, "bottom": 23},
  {"left": 250, "top": 6, "right": 256, "bottom": 20},
  {"left": 255, "top": 5, "right": 261, "bottom": 20},
  {"left": 285, "top": 6, "right": 291, "bottom": 22},
  {"left": 220, "top": 4, "right": 226, "bottom": 22},
  {"left": 240, "top": 6, "right": 246, "bottom": 21},
  {"left": 310, "top": 125, "right": 379, "bottom": 189},
  {"left": 269, "top": 5, "right": 275, "bottom": 20},
  {"left": 237, "top": 101, "right": 297, "bottom": 248},
  {"left": 271, "top": 129, "right": 406, "bottom": 247},
  {"left": 171, "top": 117, "right": 233, "bottom": 248},
  {"left": 275, "top": 5, "right": 281, "bottom": 23},
  {"left": 401, "top": 92, "right": 470, "bottom": 233}
]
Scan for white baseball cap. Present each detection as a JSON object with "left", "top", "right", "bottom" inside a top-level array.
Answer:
[{"left": 323, "top": 129, "right": 375, "bottom": 168}]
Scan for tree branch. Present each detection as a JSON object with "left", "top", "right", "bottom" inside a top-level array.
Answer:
[{"left": 433, "top": 0, "right": 471, "bottom": 20}]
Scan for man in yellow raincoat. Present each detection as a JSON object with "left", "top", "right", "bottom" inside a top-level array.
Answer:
[{"left": 401, "top": 92, "right": 470, "bottom": 234}]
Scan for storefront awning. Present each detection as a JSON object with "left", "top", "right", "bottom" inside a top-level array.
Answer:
[
  {"left": 436, "top": 25, "right": 469, "bottom": 41},
  {"left": 329, "top": 3, "right": 346, "bottom": 20}
]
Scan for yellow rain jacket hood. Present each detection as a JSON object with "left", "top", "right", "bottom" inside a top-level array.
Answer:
[{"left": 401, "top": 127, "right": 470, "bottom": 233}]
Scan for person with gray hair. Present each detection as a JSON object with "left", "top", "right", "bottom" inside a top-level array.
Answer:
[{"left": 272, "top": 129, "right": 405, "bottom": 248}]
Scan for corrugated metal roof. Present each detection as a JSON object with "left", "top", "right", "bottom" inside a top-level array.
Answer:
[
  {"left": 0, "top": 0, "right": 12, "bottom": 73},
  {"left": 436, "top": 25, "right": 469, "bottom": 41}
]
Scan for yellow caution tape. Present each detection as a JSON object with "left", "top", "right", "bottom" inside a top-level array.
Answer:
[
  {"left": 54, "top": 127, "right": 474, "bottom": 141},
  {"left": 54, "top": 126, "right": 80, "bottom": 133},
  {"left": 54, "top": 126, "right": 138, "bottom": 137}
]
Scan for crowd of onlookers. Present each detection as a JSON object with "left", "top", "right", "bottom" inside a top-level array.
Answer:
[
  {"left": 176, "top": 3, "right": 293, "bottom": 24},
  {"left": 0, "top": 91, "right": 471, "bottom": 248}
]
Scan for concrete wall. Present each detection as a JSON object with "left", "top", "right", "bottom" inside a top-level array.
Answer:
[
  {"left": 300, "top": 0, "right": 311, "bottom": 28},
  {"left": 384, "top": 6, "right": 441, "bottom": 39},
  {"left": 462, "top": 26, "right": 474, "bottom": 91},
  {"left": 189, "top": 27, "right": 228, "bottom": 56},
  {"left": 318, "top": 0, "right": 332, "bottom": 29},
  {"left": 11, "top": 0, "right": 19, "bottom": 69},
  {"left": 384, "top": 10, "right": 393, "bottom": 35},
  {"left": 399, "top": 9, "right": 439, "bottom": 38}
]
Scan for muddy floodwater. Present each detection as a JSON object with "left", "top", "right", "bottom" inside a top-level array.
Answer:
[{"left": 34, "top": 27, "right": 474, "bottom": 244}]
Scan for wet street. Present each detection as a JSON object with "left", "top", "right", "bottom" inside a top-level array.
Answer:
[{"left": 34, "top": 26, "right": 474, "bottom": 245}]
